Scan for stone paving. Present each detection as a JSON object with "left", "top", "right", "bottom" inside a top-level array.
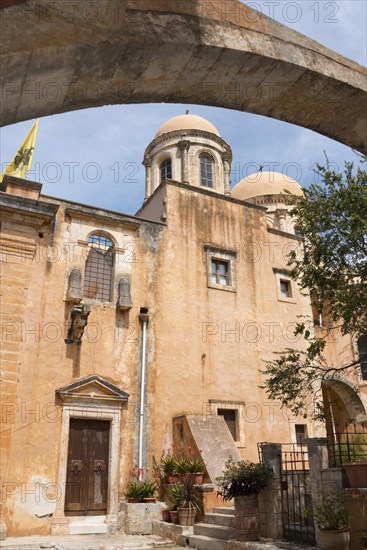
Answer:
[
  {"left": 0, "top": 533, "right": 182, "bottom": 550},
  {"left": 0, "top": 533, "right": 320, "bottom": 550}
]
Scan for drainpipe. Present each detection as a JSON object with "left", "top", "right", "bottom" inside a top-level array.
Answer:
[{"left": 138, "top": 307, "right": 149, "bottom": 479}]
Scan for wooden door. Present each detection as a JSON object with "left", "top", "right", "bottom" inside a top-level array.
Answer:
[{"left": 65, "top": 419, "right": 110, "bottom": 516}]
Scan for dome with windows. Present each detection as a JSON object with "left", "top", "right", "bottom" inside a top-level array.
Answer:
[
  {"left": 155, "top": 114, "right": 221, "bottom": 138},
  {"left": 231, "top": 171, "right": 303, "bottom": 200}
]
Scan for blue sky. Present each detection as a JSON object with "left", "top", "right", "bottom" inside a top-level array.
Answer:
[{"left": 1, "top": 0, "right": 366, "bottom": 215}]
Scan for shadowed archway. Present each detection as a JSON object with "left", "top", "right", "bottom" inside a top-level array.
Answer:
[{"left": 1, "top": 0, "right": 366, "bottom": 152}]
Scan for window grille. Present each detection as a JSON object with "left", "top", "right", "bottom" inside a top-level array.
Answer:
[{"left": 84, "top": 234, "right": 114, "bottom": 302}]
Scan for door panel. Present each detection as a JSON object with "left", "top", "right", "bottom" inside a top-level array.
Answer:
[{"left": 65, "top": 419, "right": 110, "bottom": 516}]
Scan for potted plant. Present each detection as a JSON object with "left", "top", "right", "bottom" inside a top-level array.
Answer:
[
  {"left": 174, "top": 457, "right": 191, "bottom": 476},
  {"left": 216, "top": 458, "right": 273, "bottom": 541},
  {"left": 177, "top": 472, "right": 204, "bottom": 526},
  {"left": 167, "top": 484, "right": 184, "bottom": 524},
  {"left": 187, "top": 458, "right": 205, "bottom": 484},
  {"left": 161, "top": 454, "right": 178, "bottom": 483},
  {"left": 125, "top": 481, "right": 144, "bottom": 502},
  {"left": 124, "top": 480, "right": 157, "bottom": 502},
  {"left": 307, "top": 490, "right": 350, "bottom": 550}
]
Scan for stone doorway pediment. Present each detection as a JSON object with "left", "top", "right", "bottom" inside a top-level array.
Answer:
[{"left": 56, "top": 375, "right": 129, "bottom": 405}]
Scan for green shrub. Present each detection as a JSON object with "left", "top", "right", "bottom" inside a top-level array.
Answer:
[{"left": 216, "top": 458, "right": 273, "bottom": 500}]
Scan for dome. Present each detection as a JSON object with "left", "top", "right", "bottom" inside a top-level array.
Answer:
[
  {"left": 155, "top": 114, "right": 221, "bottom": 138},
  {"left": 231, "top": 171, "right": 303, "bottom": 200}
]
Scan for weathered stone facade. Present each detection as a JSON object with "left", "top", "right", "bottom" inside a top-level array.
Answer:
[{"left": 1, "top": 115, "right": 366, "bottom": 538}]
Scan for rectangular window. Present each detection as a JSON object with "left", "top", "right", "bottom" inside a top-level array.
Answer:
[
  {"left": 211, "top": 259, "right": 230, "bottom": 286},
  {"left": 295, "top": 424, "right": 308, "bottom": 445},
  {"left": 218, "top": 409, "right": 238, "bottom": 441}
]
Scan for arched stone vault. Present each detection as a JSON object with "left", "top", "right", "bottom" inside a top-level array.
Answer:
[
  {"left": 1, "top": 0, "right": 366, "bottom": 152},
  {"left": 323, "top": 377, "right": 367, "bottom": 426}
]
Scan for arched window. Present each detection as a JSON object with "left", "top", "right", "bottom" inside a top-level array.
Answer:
[
  {"left": 84, "top": 233, "right": 114, "bottom": 302},
  {"left": 294, "top": 225, "right": 303, "bottom": 237},
  {"left": 358, "top": 335, "right": 367, "bottom": 380},
  {"left": 200, "top": 154, "right": 214, "bottom": 188},
  {"left": 160, "top": 158, "right": 172, "bottom": 182}
]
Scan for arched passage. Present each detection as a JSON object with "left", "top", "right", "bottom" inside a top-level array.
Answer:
[
  {"left": 1, "top": 0, "right": 366, "bottom": 152},
  {"left": 322, "top": 377, "right": 367, "bottom": 433}
]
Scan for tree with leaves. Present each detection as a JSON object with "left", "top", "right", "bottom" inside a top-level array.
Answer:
[{"left": 262, "top": 155, "right": 367, "bottom": 420}]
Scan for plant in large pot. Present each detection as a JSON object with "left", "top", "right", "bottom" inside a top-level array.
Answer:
[
  {"left": 167, "top": 484, "right": 184, "bottom": 524},
  {"left": 216, "top": 458, "right": 273, "bottom": 541},
  {"left": 176, "top": 472, "right": 204, "bottom": 526},
  {"left": 306, "top": 490, "right": 350, "bottom": 550}
]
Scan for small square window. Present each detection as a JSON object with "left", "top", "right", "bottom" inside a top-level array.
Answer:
[
  {"left": 205, "top": 245, "right": 236, "bottom": 292},
  {"left": 280, "top": 279, "right": 292, "bottom": 298}
]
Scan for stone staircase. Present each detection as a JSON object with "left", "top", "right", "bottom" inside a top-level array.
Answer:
[{"left": 187, "top": 506, "right": 235, "bottom": 550}]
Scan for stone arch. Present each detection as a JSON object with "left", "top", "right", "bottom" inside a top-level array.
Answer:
[
  {"left": 1, "top": 0, "right": 366, "bottom": 153},
  {"left": 322, "top": 377, "right": 367, "bottom": 432}
]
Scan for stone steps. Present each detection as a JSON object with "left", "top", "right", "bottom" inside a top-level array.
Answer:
[
  {"left": 186, "top": 506, "right": 235, "bottom": 549},
  {"left": 204, "top": 512, "right": 235, "bottom": 527},
  {"left": 67, "top": 515, "right": 108, "bottom": 535},
  {"left": 187, "top": 534, "right": 227, "bottom": 550},
  {"left": 194, "top": 523, "right": 235, "bottom": 540},
  {"left": 212, "top": 507, "right": 235, "bottom": 516}
]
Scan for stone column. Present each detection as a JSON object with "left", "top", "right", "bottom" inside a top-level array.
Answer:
[
  {"left": 143, "top": 157, "right": 152, "bottom": 200},
  {"left": 178, "top": 139, "right": 190, "bottom": 184},
  {"left": 277, "top": 209, "right": 288, "bottom": 231},
  {"left": 258, "top": 443, "right": 283, "bottom": 539},
  {"left": 222, "top": 152, "right": 231, "bottom": 195},
  {"left": 306, "top": 437, "right": 329, "bottom": 548}
]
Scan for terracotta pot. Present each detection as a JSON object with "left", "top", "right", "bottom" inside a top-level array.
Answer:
[
  {"left": 234, "top": 494, "right": 260, "bottom": 541},
  {"left": 161, "top": 509, "right": 171, "bottom": 522},
  {"left": 126, "top": 497, "right": 141, "bottom": 503},
  {"left": 170, "top": 510, "right": 179, "bottom": 524},
  {"left": 193, "top": 472, "right": 204, "bottom": 484},
  {"left": 143, "top": 497, "right": 156, "bottom": 503},
  {"left": 165, "top": 475, "right": 176, "bottom": 484},
  {"left": 178, "top": 507, "right": 196, "bottom": 526},
  {"left": 318, "top": 528, "right": 350, "bottom": 550},
  {"left": 342, "top": 462, "right": 367, "bottom": 488}
]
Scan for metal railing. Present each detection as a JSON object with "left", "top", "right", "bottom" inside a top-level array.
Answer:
[{"left": 327, "top": 424, "right": 367, "bottom": 468}]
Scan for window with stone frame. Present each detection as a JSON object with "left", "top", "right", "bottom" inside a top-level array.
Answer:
[
  {"left": 209, "top": 400, "right": 245, "bottom": 447},
  {"left": 218, "top": 408, "right": 238, "bottom": 441},
  {"left": 160, "top": 158, "right": 172, "bottom": 182},
  {"left": 358, "top": 335, "right": 367, "bottom": 380},
  {"left": 200, "top": 153, "right": 214, "bottom": 188},
  {"left": 84, "top": 233, "right": 114, "bottom": 302},
  {"left": 204, "top": 245, "right": 236, "bottom": 292},
  {"left": 273, "top": 268, "right": 296, "bottom": 303}
]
